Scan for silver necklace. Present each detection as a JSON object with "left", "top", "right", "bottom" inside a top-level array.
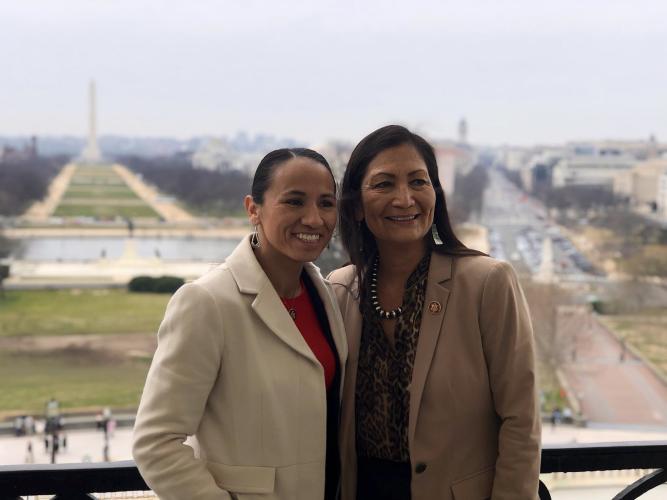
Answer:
[
  {"left": 280, "top": 283, "right": 302, "bottom": 320},
  {"left": 369, "top": 257, "right": 403, "bottom": 320}
]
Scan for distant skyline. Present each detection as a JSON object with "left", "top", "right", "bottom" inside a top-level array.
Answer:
[{"left": 1, "top": 0, "right": 666, "bottom": 146}]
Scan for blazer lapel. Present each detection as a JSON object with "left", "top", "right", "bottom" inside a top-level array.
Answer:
[
  {"left": 409, "top": 252, "right": 453, "bottom": 446},
  {"left": 331, "top": 269, "right": 362, "bottom": 500},
  {"left": 305, "top": 263, "right": 349, "bottom": 368},
  {"left": 252, "top": 279, "right": 319, "bottom": 363},
  {"left": 226, "top": 236, "right": 318, "bottom": 364}
]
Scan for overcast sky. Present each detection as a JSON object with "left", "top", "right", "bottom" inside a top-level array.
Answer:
[{"left": 1, "top": 0, "right": 666, "bottom": 145}]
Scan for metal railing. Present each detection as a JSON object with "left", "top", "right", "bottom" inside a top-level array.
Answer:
[
  {"left": 539, "top": 441, "right": 667, "bottom": 500},
  {"left": 0, "top": 442, "right": 665, "bottom": 499}
]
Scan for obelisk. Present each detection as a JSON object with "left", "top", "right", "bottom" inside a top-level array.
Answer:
[{"left": 79, "top": 80, "right": 102, "bottom": 164}]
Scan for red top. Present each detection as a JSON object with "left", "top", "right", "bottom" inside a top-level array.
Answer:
[{"left": 281, "top": 283, "right": 337, "bottom": 390}]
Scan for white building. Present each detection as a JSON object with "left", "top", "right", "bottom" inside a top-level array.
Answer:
[
  {"left": 618, "top": 158, "right": 667, "bottom": 210},
  {"left": 552, "top": 151, "right": 637, "bottom": 189},
  {"left": 191, "top": 138, "right": 260, "bottom": 175},
  {"left": 434, "top": 143, "right": 476, "bottom": 196},
  {"left": 497, "top": 146, "right": 531, "bottom": 172},
  {"left": 657, "top": 169, "right": 667, "bottom": 220},
  {"left": 519, "top": 148, "right": 566, "bottom": 192},
  {"left": 310, "top": 141, "right": 353, "bottom": 182}
]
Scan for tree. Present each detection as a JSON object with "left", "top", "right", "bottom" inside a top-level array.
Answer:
[
  {"left": 0, "top": 235, "right": 14, "bottom": 258},
  {"left": 451, "top": 164, "right": 489, "bottom": 224},
  {"left": 522, "top": 280, "right": 579, "bottom": 373},
  {"left": 0, "top": 235, "right": 14, "bottom": 298},
  {"left": 118, "top": 155, "right": 251, "bottom": 216},
  {"left": 0, "top": 156, "right": 67, "bottom": 215},
  {"left": 542, "top": 185, "right": 617, "bottom": 211}
]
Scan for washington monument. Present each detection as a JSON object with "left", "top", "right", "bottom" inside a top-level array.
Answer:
[{"left": 79, "top": 80, "right": 102, "bottom": 164}]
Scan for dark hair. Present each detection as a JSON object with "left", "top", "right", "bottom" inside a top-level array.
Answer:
[
  {"left": 339, "top": 125, "right": 485, "bottom": 286},
  {"left": 251, "top": 148, "right": 335, "bottom": 204}
]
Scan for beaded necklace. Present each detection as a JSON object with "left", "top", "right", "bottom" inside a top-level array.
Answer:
[{"left": 369, "top": 256, "right": 404, "bottom": 320}]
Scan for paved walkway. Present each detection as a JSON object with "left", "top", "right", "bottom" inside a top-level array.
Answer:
[
  {"left": 113, "top": 165, "right": 194, "bottom": 222},
  {"left": 1, "top": 428, "right": 134, "bottom": 466},
  {"left": 559, "top": 311, "right": 667, "bottom": 426},
  {"left": 2, "top": 224, "right": 250, "bottom": 239},
  {"left": 2, "top": 425, "right": 665, "bottom": 498},
  {"left": 21, "top": 162, "right": 196, "bottom": 224},
  {"left": 2, "top": 424, "right": 664, "bottom": 466}
]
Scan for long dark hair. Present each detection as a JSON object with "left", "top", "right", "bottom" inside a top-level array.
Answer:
[
  {"left": 251, "top": 148, "right": 335, "bottom": 204},
  {"left": 339, "top": 125, "right": 485, "bottom": 288}
]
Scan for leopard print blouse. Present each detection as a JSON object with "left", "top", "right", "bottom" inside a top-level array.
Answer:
[{"left": 355, "top": 252, "right": 431, "bottom": 462}]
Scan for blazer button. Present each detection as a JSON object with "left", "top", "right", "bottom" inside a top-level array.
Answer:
[{"left": 415, "top": 462, "right": 427, "bottom": 474}]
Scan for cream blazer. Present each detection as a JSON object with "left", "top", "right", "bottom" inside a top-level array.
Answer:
[
  {"left": 133, "top": 236, "right": 348, "bottom": 500},
  {"left": 329, "top": 252, "right": 541, "bottom": 500}
]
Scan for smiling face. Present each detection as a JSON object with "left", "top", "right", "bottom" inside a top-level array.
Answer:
[
  {"left": 245, "top": 156, "right": 337, "bottom": 266},
  {"left": 358, "top": 142, "right": 436, "bottom": 252}
]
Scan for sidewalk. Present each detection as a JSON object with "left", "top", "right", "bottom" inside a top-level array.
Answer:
[
  {"left": 559, "top": 311, "right": 667, "bottom": 426},
  {"left": 2, "top": 423, "right": 665, "bottom": 466},
  {"left": 2, "top": 425, "right": 666, "bottom": 499},
  {"left": 1, "top": 428, "right": 134, "bottom": 466}
]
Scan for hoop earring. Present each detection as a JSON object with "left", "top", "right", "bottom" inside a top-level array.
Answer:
[{"left": 250, "top": 225, "right": 261, "bottom": 248}]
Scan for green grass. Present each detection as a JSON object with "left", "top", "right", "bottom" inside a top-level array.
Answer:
[
  {"left": 75, "top": 166, "right": 117, "bottom": 174},
  {"left": 62, "top": 187, "right": 140, "bottom": 200},
  {"left": 54, "top": 165, "right": 160, "bottom": 218},
  {"left": 69, "top": 166, "right": 127, "bottom": 187},
  {"left": 600, "top": 312, "right": 667, "bottom": 377},
  {"left": 0, "top": 350, "right": 150, "bottom": 415},
  {"left": 52, "top": 204, "right": 160, "bottom": 218},
  {"left": 56, "top": 167, "right": 157, "bottom": 217},
  {"left": 69, "top": 178, "right": 126, "bottom": 186},
  {"left": 0, "top": 289, "right": 170, "bottom": 337},
  {"left": 184, "top": 202, "right": 248, "bottom": 218}
]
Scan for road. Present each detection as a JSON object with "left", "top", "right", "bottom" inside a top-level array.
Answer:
[
  {"left": 559, "top": 310, "right": 667, "bottom": 426},
  {"left": 481, "top": 169, "right": 597, "bottom": 279},
  {"left": 480, "top": 168, "right": 667, "bottom": 427}
]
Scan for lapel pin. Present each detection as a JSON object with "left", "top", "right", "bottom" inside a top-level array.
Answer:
[{"left": 428, "top": 301, "right": 442, "bottom": 314}]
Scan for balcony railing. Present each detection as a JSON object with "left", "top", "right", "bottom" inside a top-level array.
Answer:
[{"left": 0, "top": 441, "right": 665, "bottom": 499}]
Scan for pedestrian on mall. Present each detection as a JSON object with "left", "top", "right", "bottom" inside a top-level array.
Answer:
[{"left": 25, "top": 441, "right": 34, "bottom": 464}]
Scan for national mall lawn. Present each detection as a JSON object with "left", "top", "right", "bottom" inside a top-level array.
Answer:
[{"left": 0, "top": 289, "right": 170, "bottom": 416}]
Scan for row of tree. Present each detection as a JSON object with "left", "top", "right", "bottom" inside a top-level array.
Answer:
[
  {"left": 117, "top": 155, "right": 251, "bottom": 216},
  {"left": 450, "top": 164, "right": 489, "bottom": 224},
  {"left": 0, "top": 156, "right": 67, "bottom": 215},
  {"left": 120, "top": 154, "right": 491, "bottom": 226},
  {"left": 498, "top": 165, "right": 619, "bottom": 211}
]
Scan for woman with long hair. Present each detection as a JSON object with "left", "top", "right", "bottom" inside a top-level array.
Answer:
[
  {"left": 134, "top": 148, "right": 347, "bottom": 500},
  {"left": 329, "top": 125, "right": 540, "bottom": 499}
]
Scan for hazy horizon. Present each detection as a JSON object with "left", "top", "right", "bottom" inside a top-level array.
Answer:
[{"left": 2, "top": 0, "right": 666, "bottom": 146}]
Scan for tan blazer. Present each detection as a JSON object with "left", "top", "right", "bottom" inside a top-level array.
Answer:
[
  {"left": 329, "top": 253, "right": 541, "bottom": 500},
  {"left": 133, "top": 236, "right": 348, "bottom": 500}
]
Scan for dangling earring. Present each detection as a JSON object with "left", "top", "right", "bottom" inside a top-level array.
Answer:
[{"left": 250, "top": 225, "right": 261, "bottom": 248}]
